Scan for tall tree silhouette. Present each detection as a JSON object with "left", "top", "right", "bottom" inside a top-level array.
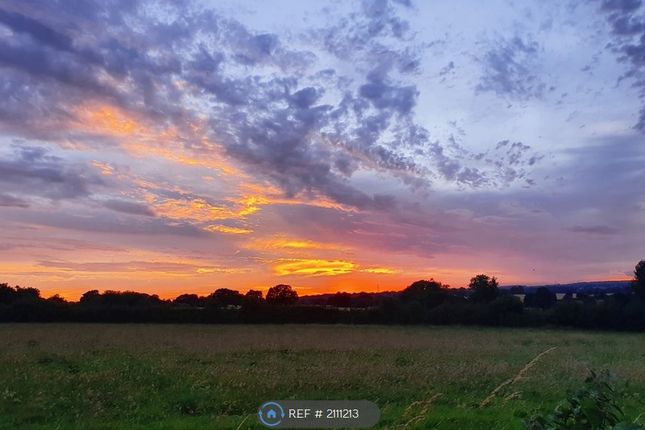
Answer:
[
  {"left": 266, "top": 284, "right": 298, "bottom": 305},
  {"left": 401, "top": 279, "right": 448, "bottom": 308},
  {"left": 208, "top": 289, "right": 244, "bottom": 307},
  {"left": 468, "top": 274, "right": 499, "bottom": 303},
  {"left": 633, "top": 260, "right": 645, "bottom": 301}
]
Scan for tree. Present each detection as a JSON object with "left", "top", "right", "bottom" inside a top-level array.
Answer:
[
  {"left": 328, "top": 292, "right": 352, "bottom": 307},
  {"left": 14, "top": 287, "right": 41, "bottom": 303},
  {"left": 354, "top": 292, "right": 375, "bottom": 308},
  {"left": 245, "top": 290, "right": 263, "bottom": 301},
  {"left": 525, "top": 287, "right": 557, "bottom": 309},
  {"left": 80, "top": 290, "right": 101, "bottom": 305},
  {"left": 208, "top": 288, "right": 243, "bottom": 307},
  {"left": 266, "top": 284, "right": 298, "bottom": 305},
  {"left": 0, "top": 283, "right": 16, "bottom": 305},
  {"left": 241, "top": 290, "right": 264, "bottom": 310},
  {"left": 46, "top": 294, "right": 67, "bottom": 305},
  {"left": 102, "top": 290, "right": 162, "bottom": 306},
  {"left": 490, "top": 295, "right": 523, "bottom": 314},
  {"left": 633, "top": 260, "right": 645, "bottom": 301},
  {"left": 401, "top": 279, "right": 448, "bottom": 308},
  {"left": 468, "top": 274, "right": 499, "bottom": 303},
  {"left": 174, "top": 294, "right": 206, "bottom": 307}
]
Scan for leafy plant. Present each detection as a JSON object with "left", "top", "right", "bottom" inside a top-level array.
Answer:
[{"left": 525, "top": 370, "right": 644, "bottom": 430}]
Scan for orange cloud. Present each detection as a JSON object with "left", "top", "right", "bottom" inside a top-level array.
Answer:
[
  {"left": 361, "top": 267, "right": 397, "bottom": 274},
  {"left": 195, "top": 267, "right": 248, "bottom": 274},
  {"left": 204, "top": 224, "right": 253, "bottom": 234},
  {"left": 246, "top": 236, "right": 348, "bottom": 251},
  {"left": 146, "top": 194, "right": 266, "bottom": 233},
  {"left": 273, "top": 259, "right": 356, "bottom": 276},
  {"left": 153, "top": 198, "right": 231, "bottom": 222},
  {"left": 75, "top": 103, "right": 241, "bottom": 176},
  {"left": 82, "top": 105, "right": 142, "bottom": 135},
  {"left": 92, "top": 160, "right": 116, "bottom": 176}
]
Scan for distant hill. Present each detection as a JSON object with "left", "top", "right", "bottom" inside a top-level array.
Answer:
[
  {"left": 502, "top": 280, "right": 632, "bottom": 294},
  {"left": 299, "top": 281, "right": 634, "bottom": 305}
]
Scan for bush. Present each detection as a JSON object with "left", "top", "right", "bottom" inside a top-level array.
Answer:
[{"left": 524, "top": 370, "right": 643, "bottom": 430}]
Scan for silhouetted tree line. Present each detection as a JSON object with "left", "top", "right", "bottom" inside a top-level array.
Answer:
[{"left": 2, "top": 260, "right": 645, "bottom": 330}]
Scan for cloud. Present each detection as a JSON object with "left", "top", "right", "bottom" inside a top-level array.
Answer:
[
  {"left": 596, "top": 0, "right": 645, "bottom": 131},
  {"left": 361, "top": 267, "right": 396, "bottom": 274},
  {"left": 0, "top": 7, "right": 73, "bottom": 51},
  {"left": 567, "top": 225, "right": 619, "bottom": 235},
  {"left": 273, "top": 259, "right": 356, "bottom": 276},
  {"left": 245, "top": 236, "right": 347, "bottom": 251},
  {"left": 0, "top": 145, "right": 103, "bottom": 200},
  {"left": 204, "top": 224, "right": 253, "bottom": 235},
  {"left": 38, "top": 260, "right": 199, "bottom": 273},
  {"left": 0, "top": 0, "right": 438, "bottom": 211},
  {"left": 102, "top": 199, "right": 155, "bottom": 216},
  {"left": 476, "top": 35, "right": 545, "bottom": 100},
  {"left": 0, "top": 0, "right": 546, "bottom": 215},
  {"left": 1, "top": 209, "right": 207, "bottom": 237},
  {"left": 0, "top": 193, "right": 29, "bottom": 208}
]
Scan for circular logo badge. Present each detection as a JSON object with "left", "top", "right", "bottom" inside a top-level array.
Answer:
[{"left": 258, "top": 401, "right": 285, "bottom": 427}]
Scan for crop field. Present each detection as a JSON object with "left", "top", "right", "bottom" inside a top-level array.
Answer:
[{"left": 0, "top": 324, "right": 643, "bottom": 429}]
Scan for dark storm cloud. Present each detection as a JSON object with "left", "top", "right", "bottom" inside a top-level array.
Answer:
[
  {"left": 596, "top": 0, "right": 645, "bottom": 131},
  {"left": 476, "top": 35, "right": 545, "bottom": 100},
  {"left": 0, "top": 146, "right": 103, "bottom": 200}
]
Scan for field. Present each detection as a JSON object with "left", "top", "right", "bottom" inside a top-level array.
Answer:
[{"left": 0, "top": 324, "right": 643, "bottom": 429}]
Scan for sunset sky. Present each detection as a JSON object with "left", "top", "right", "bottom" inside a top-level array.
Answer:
[{"left": 0, "top": 0, "right": 644, "bottom": 299}]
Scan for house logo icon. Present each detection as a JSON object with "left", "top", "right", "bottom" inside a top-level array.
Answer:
[{"left": 258, "top": 401, "right": 285, "bottom": 427}]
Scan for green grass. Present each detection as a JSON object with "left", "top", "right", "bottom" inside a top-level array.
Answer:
[{"left": 0, "top": 324, "right": 643, "bottom": 429}]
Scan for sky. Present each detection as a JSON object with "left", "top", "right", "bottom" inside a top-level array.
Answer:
[{"left": 0, "top": 0, "right": 643, "bottom": 299}]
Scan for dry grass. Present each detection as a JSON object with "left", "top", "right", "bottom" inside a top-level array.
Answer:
[{"left": 479, "top": 346, "right": 558, "bottom": 407}]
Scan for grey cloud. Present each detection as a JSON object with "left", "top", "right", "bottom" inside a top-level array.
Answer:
[
  {"left": 476, "top": 35, "right": 545, "bottom": 100},
  {"left": 0, "top": 7, "right": 73, "bottom": 51},
  {"left": 427, "top": 139, "right": 539, "bottom": 189},
  {"left": 438, "top": 61, "right": 455, "bottom": 78},
  {"left": 596, "top": 0, "right": 645, "bottom": 131},
  {"left": 0, "top": 0, "right": 539, "bottom": 214},
  {"left": 601, "top": 0, "right": 642, "bottom": 13},
  {"left": 0, "top": 193, "right": 29, "bottom": 208},
  {"left": 359, "top": 76, "right": 418, "bottom": 114},
  {"left": 0, "top": 145, "right": 103, "bottom": 200},
  {"left": 290, "top": 87, "right": 322, "bottom": 109},
  {"left": 102, "top": 199, "right": 155, "bottom": 216},
  {"left": 456, "top": 168, "right": 489, "bottom": 187},
  {"left": 1, "top": 209, "right": 207, "bottom": 237},
  {"left": 1, "top": 0, "right": 424, "bottom": 210},
  {"left": 38, "top": 260, "right": 199, "bottom": 272},
  {"left": 568, "top": 225, "right": 619, "bottom": 235}
]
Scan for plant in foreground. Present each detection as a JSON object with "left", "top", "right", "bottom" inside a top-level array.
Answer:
[{"left": 524, "top": 370, "right": 643, "bottom": 430}]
